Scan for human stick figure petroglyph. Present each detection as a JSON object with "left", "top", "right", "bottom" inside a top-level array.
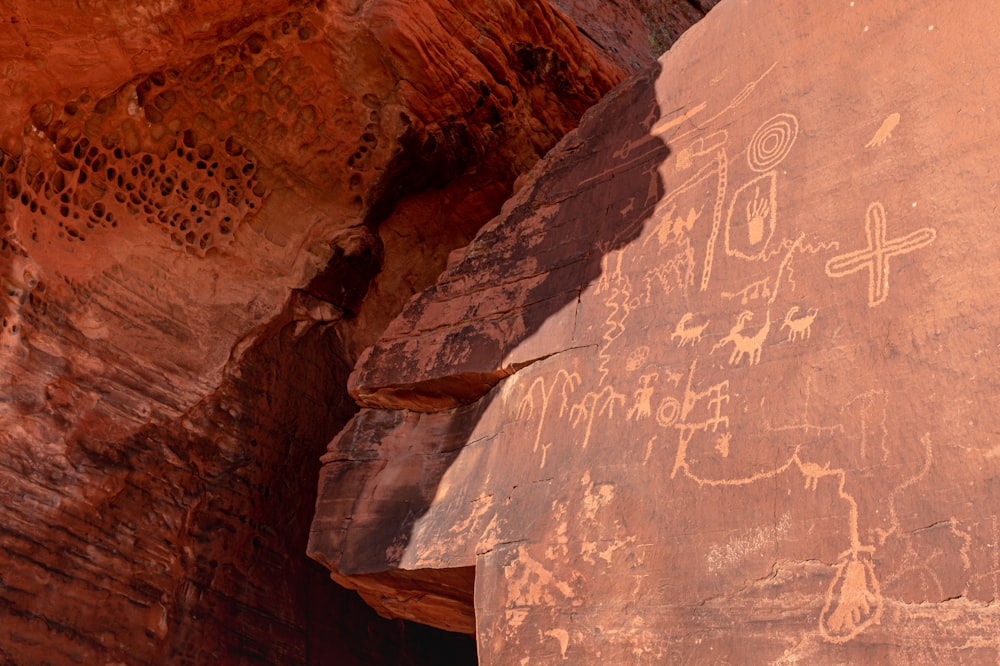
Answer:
[
  {"left": 627, "top": 372, "right": 663, "bottom": 421},
  {"left": 825, "top": 202, "right": 937, "bottom": 307}
]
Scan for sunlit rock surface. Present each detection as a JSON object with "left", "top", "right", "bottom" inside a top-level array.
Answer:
[{"left": 311, "top": 1, "right": 1000, "bottom": 662}]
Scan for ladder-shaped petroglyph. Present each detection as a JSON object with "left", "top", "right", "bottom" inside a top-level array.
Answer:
[
  {"left": 825, "top": 202, "right": 937, "bottom": 307},
  {"left": 669, "top": 360, "right": 731, "bottom": 479}
]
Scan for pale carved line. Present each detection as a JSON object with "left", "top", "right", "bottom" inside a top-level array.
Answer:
[{"left": 825, "top": 202, "right": 937, "bottom": 307}]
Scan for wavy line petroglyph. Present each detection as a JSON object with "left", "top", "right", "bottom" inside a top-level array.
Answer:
[
  {"left": 825, "top": 202, "right": 937, "bottom": 307},
  {"left": 596, "top": 250, "right": 638, "bottom": 385}
]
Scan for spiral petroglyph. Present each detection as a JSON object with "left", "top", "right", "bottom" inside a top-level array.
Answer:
[{"left": 746, "top": 112, "right": 799, "bottom": 172}]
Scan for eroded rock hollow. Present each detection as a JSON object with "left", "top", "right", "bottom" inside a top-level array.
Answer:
[{"left": 0, "top": 0, "right": 717, "bottom": 663}]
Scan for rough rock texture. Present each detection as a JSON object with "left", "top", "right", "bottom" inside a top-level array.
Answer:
[
  {"left": 311, "top": 0, "right": 1000, "bottom": 662},
  {"left": 0, "top": 1, "right": 713, "bottom": 664},
  {"left": 551, "top": 0, "right": 722, "bottom": 72}
]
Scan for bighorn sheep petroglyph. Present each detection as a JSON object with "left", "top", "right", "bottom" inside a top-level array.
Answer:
[
  {"left": 712, "top": 309, "right": 771, "bottom": 366},
  {"left": 781, "top": 306, "right": 818, "bottom": 342},
  {"left": 671, "top": 312, "right": 710, "bottom": 347}
]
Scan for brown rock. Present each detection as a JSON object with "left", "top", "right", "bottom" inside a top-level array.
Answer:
[
  {"left": 0, "top": 1, "right": 711, "bottom": 663},
  {"left": 313, "top": 0, "right": 1000, "bottom": 662}
]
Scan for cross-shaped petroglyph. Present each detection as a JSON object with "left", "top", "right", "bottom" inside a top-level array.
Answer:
[{"left": 825, "top": 202, "right": 936, "bottom": 307}]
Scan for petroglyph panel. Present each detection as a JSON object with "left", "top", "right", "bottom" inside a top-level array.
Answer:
[{"left": 321, "top": 1, "right": 1000, "bottom": 663}]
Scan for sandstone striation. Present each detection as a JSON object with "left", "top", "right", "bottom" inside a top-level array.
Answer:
[
  {"left": 311, "top": 0, "right": 1000, "bottom": 662},
  {"left": 0, "top": 0, "right": 713, "bottom": 663}
]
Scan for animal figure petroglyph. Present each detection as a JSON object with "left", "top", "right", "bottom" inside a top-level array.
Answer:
[
  {"left": 781, "top": 306, "right": 819, "bottom": 342},
  {"left": 712, "top": 309, "right": 771, "bottom": 366},
  {"left": 864, "top": 112, "right": 900, "bottom": 148},
  {"left": 671, "top": 312, "right": 710, "bottom": 347}
]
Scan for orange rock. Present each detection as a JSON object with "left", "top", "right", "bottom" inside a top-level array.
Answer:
[
  {"left": 0, "top": 0, "right": 711, "bottom": 662},
  {"left": 314, "top": 0, "right": 1000, "bottom": 662}
]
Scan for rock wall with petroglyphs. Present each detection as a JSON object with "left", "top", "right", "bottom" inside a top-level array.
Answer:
[
  {"left": 0, "top": 1, "right": 720, "bottom": 663},
  {"left": 311, "top": 0, "right": 1000, "bottom": 662}
]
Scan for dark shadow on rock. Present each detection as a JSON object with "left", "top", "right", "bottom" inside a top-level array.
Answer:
[
  {"left": 310, "top": 58, "right": 671, "bottom": 632},
  {"left": 58, "top": 295, "right": 476, "bottom": 664}
]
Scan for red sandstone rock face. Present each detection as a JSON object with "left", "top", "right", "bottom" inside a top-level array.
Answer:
[
  {"left": 0, "top": 1, "right": 713, "bottom": 663},
  {"left": 312, "top": 1, "right": 1000, "bottom": 662}
]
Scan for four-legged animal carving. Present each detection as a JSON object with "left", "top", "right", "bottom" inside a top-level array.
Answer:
[
  {"left": 782, "top": 306, "right": 819, "bottom": 342},
  {"left": 713, "top": 309, "right": 771, "bottom": 366},
  {"left": 671, "top": 312, "right": 710, "bottom": 347}
]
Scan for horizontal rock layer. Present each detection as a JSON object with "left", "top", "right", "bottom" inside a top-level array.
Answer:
[{"left": 312, "top": 0, "right": 1000, "bottom": 662}]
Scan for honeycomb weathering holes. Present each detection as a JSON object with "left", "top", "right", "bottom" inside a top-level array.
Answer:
[
  {"left": 2, "top": 91, "right": 265, "bottom": 255},
  {"left": 0, "top": 8, "right": 334, "bottom": 257}
]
